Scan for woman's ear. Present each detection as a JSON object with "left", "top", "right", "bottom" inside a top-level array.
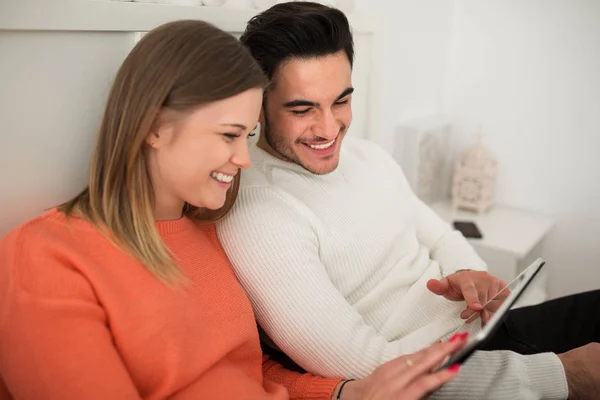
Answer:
[
  {"left": 146, "top": 108, "right": 168, "bottom": 148},
  {"left": 145, "top": 131, "right": 160, "bottom": 148},
  {"left": 147, "top": 108, "right": 180, "bottom": 148}
]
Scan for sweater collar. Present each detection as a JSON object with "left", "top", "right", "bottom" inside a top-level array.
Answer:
[{"left": 248, "top": 136, "right": 346, "bottom": 182}]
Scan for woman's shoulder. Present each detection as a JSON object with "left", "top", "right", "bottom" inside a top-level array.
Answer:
[
  {"left": 0, "top": 209, "right": 108, "bottom": 290},
  {"left": 1, "top": 208, "right": 96, "bottom": 249}
]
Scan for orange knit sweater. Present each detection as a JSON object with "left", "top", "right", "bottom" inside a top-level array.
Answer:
[{"left": 0, "top": 209, "right": 340, "bottom": 400}]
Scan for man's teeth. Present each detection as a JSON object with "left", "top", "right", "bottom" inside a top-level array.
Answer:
[
  {"left": 211, "top": 172, "right": 234, "bottom": 183},
  {"left": 307, "top": 139, "right": 335, "bottom": 150}
]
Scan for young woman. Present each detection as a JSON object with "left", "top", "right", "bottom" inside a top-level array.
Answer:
[{"left": 0, "top": 20, "right": 465, "bottom": 400}]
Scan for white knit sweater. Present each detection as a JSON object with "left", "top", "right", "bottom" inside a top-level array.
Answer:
[{"left": 217, "top": 136, "right": 568, "bottom": 399}]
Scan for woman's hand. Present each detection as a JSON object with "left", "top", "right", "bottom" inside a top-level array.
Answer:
[{"left": 337, "top": 333, "right": 468, "bottom": 400}]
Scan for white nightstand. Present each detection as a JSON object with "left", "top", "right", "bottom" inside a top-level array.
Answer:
[{"left": 431, "top": 200, "right": 555, "bottom": 308}]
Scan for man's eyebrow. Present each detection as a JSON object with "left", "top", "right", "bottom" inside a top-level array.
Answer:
[
  {"left": 335, "top": 87, "right": 354, "bottom": 101},
  {"left": 283, "top": 99, "right": 317, "bottom": 108},
  {"left": 282, "top": 87, "right": 354, "bottom": 108}
]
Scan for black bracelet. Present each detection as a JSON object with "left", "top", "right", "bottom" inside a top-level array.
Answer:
[{"left": 337, "top": 379, "right": 356, "bottom": 400}]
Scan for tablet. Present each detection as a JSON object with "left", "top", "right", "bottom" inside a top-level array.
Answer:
[{"left": 436, "top": 257, "right": 545, "bottom": 370}]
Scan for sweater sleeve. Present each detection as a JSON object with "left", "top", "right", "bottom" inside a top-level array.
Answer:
[
  {"left": 218, "top": 188, "right": 437, "bottom": 379},
  {"left": 433, "top": 350, "right": 568, "bottom": 400},
  {"left": 0, "top": 227, "right": 142, "bottom": 400},
  {"left": 262, "top": 355, "right": 342, "bottom": 400},
  {"left": 374, "top": 142, "right": 487, "bottom": 276},
  {"left": 412, "top": 195, "right": 487, "bottom": 276}
]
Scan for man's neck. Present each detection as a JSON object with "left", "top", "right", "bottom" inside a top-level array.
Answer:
[{"left": 257, "top": 132, "right": 288, "bottom": 162}]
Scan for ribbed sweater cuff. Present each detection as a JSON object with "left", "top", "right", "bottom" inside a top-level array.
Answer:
[
  {"left": 289, "top": 375, "right": 342, "bottom": 400},
  {"left": 523, "top": 352, "right": 569, "bottom": 400}
]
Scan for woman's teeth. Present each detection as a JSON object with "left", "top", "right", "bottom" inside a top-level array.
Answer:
[{"left": 211, "top": 172, "right": 234, "bottom": 183}]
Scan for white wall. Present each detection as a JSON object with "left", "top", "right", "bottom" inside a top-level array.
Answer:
[
  {"left": 0, "top": 31, "right": 132, "bottom": 238},
  {"left": 443, "top": 0, "right": 600, "bottom": 298},
  {"left": 354, "top": 0, "right": 456, "bottom": 148}
]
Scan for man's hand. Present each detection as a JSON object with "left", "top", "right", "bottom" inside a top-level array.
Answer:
[
  {"left": 558, "top": 342, "right": 600, "bottom": 400},
  {"left": 426, "top": 270, "right": 509, "bottom": 324}
]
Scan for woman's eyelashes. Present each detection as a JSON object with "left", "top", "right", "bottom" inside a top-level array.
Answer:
[
  {"left": 223, "top": 130, "right": 257, "bottom": 140},
  {"left": 223, "top": 133, "right": 240, "bottom": 141}
]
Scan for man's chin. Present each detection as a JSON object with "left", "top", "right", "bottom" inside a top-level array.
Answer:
[{"left": 301, "top": 157, "right": 340, "bottom": 175}]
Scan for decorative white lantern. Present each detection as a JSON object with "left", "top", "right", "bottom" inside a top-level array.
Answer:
[{"left": 451, "top": 144, "right": 497, "bottom": 213}]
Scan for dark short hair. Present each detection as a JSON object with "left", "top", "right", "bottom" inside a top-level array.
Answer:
[{"left": 240, "top": 1, "right": 354, "bottom": 80}]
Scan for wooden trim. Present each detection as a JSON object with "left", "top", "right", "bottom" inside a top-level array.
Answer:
[{"left": 0, "top": 0, "right": 378, "bottom": 33}]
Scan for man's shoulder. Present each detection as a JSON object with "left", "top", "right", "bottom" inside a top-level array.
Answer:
[
  {"left": 240, "top": 139, "right": 294, "bottom": 191},
  {"left": 217, "top": 180, "right": 310, "bottom": 239},
  {"left": 221, "top": 169, "right": 312, "bottom": 230},
  {"left": 340, "top": 137, "right": 400, "bottom": 175},
  {"left": 342, "top": 137, "right": 390, "bottom": 160},
  {"left": 238, "top": 165, "right": 271, "bottom": 190}
]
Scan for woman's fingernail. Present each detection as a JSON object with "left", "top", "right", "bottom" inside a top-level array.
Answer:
[
  {"left": 459, "top": 332, "right": 470, "bottom": 340},
  {"left": 449, "top": 333, "right": 461, "bottom": 342},
  {"left": 449, "top": 364, "right": 461, "bottom": 373}
]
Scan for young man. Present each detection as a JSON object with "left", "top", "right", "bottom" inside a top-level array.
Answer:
[{"left": 217, "top": 2, "right": 600, "bottom": 399}]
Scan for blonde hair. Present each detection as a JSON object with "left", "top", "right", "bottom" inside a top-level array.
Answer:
[{"left": 59, "top": 20, "right": 268, "bottom": 285}]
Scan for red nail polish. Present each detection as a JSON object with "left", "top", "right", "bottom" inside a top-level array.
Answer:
[
  {"left": 459, "top": 332, "right": 470, "bottom": 340},
  {"left": 449, "top": 333, "right": 461, "bottom": 342},
  {"left": 449, "top": 364, "right": 461, "bottom": 373}
]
